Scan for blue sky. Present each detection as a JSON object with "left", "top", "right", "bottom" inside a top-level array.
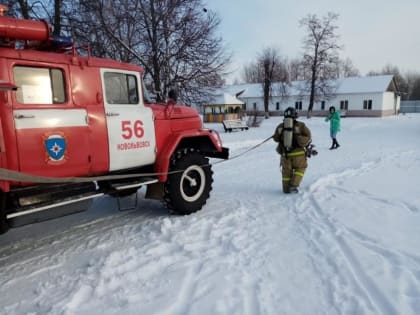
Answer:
[{"left": 206, "top": 0, "right": 420, "bottom": 83}]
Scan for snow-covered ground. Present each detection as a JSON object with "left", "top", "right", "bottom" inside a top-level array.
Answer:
[{"left": 1, "top": 114, "right": 420, "bottom": 315}]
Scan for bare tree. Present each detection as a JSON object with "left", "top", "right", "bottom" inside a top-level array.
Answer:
[
  {"left": 8, "top": 1, "right": 230, "bottom": 104},
  {"left": 299, "top": 12, "right": 342, "bottom": 117},
  {"left": 404, "top": 71, "right": 420, "bottom": 100},
  {"left": 5, "top": 0, "right": 31, "bottom": 18},
  {"left": 52, "top": 0, "right": 62, "bottom": 36},
  {"left": 409, "top": 77, "right": 420, "bottom": 100},
  {"left": 287, "top": 58, "right": 306, "bottom": 81},
  {"left": 261, "top": 48, "right": 276, "bottom": 118},
  {"left": 242, "top": 61, "right": 263, "bottom": 83},
  {"left": 68, "top": 0, "right": 230, "bottom": 104},
  {"left": 7, "top": 0, "right": 68, "bottom": 37},
  {"left": 241, "top": 47, "right": 289, "bottom": 118},
  {"left": 337, "top": 57, "right": 360, "bottom": 78}
]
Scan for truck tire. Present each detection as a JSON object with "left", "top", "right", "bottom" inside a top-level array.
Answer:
[{"left": 164, "top": 148, "right": 213, "bottom": 214}]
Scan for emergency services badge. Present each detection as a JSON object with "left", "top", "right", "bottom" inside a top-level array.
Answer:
[{"left": 44, "top": 133, "right": 67, "bottom": 164}]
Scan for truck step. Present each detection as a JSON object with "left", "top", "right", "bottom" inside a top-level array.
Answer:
[
  {"left": 7, "top": 192, "right": 103, "bottom": 227},
  {"left": 110, "top": 177, "right": 158, "bottom": 191}
]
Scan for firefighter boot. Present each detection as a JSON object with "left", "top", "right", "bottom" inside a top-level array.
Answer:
[
  {"left": 282, "top": 182, "right": 290, "bottom": 194},
  {"left": 288, "top": 186, "right": 299, "bottom": 193}
]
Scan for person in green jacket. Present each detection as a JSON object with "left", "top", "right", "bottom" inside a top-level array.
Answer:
[{"left": 325, "top": 106, "right": 341, "bottom": 149}]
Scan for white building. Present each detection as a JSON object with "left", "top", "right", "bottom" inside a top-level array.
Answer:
[{"left": 222, "top": 75, "right": 400, "bottom": 117}]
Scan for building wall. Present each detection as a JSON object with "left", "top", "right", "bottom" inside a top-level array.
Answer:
[
  {"left": 240, "top": 92, "right": 399, "bottom": 117},
  {"left": 241, "top": 97, "right": 264, "bottom": 112},
  {"left": 382, "top": 92, "right": 400, "bottom": 114}
]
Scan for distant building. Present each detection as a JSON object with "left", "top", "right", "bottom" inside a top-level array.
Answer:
[
  {"left": 220, "top": 75, "right": 400, "bottom": 117},
  {"left": 201, "top": 92, "right": 245, "bottom": 122}
]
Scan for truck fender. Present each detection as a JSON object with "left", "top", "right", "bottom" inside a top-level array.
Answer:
[{"left": 154, "top": 130, "right": 223, "bottom": 182}]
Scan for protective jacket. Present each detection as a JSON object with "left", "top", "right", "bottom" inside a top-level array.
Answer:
[
  {"left": 273, "top": 120, "right": 312, "bottom": 157},
  {"left": 325, "top": 111, "right": 341, "bottom": 132}
]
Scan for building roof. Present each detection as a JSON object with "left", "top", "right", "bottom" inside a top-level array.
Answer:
[
  {"left": 207, "top": 92, "right": 244, "bottom": 105},
  {"left": 221, "top": 75, "right": 396, "bottom": 98}
]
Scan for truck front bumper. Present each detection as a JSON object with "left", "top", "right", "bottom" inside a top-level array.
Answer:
[{"left": 206, "top": 147, "right": 229, "bottom": 160}]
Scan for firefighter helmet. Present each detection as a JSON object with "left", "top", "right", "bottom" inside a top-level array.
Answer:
[{"left": 284, "top": 107, "right": 298, "bottom": 119}]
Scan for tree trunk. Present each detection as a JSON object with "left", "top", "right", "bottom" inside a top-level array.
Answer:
[
  {"left": 263, "top": 62, "right": 270, "bottom": 119},
  {"left": 17, "top": 0, "right": 30, "bottom": 19},
  {"left": 264, "top": 82, "right": 270, "bottom": 119},
  {"left": 307, "top": 52, "right": 317, "bottom": 118},
  {"left": 307, "top": 76, "right": 315, "bottom": 118},
  {"left": 53, "top": 0, "right": 62, "bottom": 36}
]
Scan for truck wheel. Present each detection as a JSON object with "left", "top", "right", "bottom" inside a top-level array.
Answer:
[{"left": 164, "top": 148, "right": 213, "bottom": 214}]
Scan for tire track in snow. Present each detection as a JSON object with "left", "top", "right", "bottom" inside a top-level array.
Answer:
[
  {"left": 305, "top": 192, "right": 398, "bottom": 314},
  {"left": 157, "top": 260, "right": 203, "bottom": 315},
  {"left": 290, "top": 157, "right": 407, "bottom": 314},
  {"left": 0, "top": 211, "right": 149, "bottom": 286},
  {"left": 207, "top": 194, "right": 292, "bottom": 315},
  {"left": 137, "top": 197, "right": 264, "bottom": 315},
  {"left": 336, "top": 225, "right": 420, "bottom": 314},
  {"left": 214, "top": 197, "right": 263, "bottom": 315},
  {"left": 309, "top": 149, "right": 420, "bottom": 196},
  {"left": 342, "top": 226, "right": 420, "bottom": 269},
  {"left": 309, "top": 187, "right": 420, "bottom": 314},
  {"left": 220, "top": 194, "right": 328, "bottom": 315},
  {"left": 289, "top": 200, "right": 345, "bottom": 314},
  {"left": 332, "top": 186, "right": 419, "bottom": 214},
  {"left": 290, "top": 151, "right": 420, "bottom": 314}
]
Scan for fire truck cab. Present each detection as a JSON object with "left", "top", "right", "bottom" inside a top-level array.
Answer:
[{"left": 0, "top": 8, "right": 228, "bottom": 234}]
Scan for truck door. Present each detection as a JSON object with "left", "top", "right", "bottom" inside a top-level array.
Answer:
[
  {"left": 100, "top": 69, "right": 156, "bottom": 171},
  {"left": 12, "top": 65, "right": 91, "bottom": 177}
]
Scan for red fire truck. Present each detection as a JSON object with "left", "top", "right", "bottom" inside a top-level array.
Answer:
[{"left": 0, "top": 6, "right": 228, "bottom": 234}]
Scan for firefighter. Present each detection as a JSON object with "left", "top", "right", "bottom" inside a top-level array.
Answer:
[{"left": 273, "top": 107, "right": 312, "bottom": 194}]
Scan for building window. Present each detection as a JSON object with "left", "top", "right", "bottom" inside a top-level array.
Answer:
[
  {"left": 340, "top": 100, "right": 348, "bottom": 110},
  {"left": 253, "top": 102, "right": 257, "bottom": 110},
  {"left": 276, "top": 102, "right": 280, "bottom": 110},
  {"left": 363, "top": 99, "right": 372, "bottom": 110},
  {"left": 104, "top": 72, "right": 139, "bottom": 104},
  {"left": 295, "top": 101, "right": 302, "bottom": 110},
  {"left": 321, "top": 101, "right": 325, "bottom": 110},
  {"left": 14, "top": 66, "right": 66, "bottom": 104}
]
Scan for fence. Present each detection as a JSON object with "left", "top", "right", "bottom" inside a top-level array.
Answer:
[{"left": 400, "top": 101, "right": 420, "bottom": 113}]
